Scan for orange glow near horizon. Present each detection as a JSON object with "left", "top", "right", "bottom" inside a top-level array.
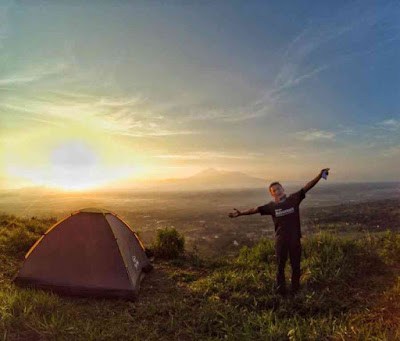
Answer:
[{"left": 3, "top": 127, "right": 148, "bottom": 191}]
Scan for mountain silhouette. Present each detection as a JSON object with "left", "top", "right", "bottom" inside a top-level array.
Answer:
[{"left": 155, "top": 168, "right": 268, "bottom": 189}]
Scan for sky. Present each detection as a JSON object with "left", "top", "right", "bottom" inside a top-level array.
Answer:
[{"left": 0, "top": 0, "right": 399, "bottom": 190}]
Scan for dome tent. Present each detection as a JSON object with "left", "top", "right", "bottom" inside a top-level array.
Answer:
[{"left": 14, "top": 208, "right": 152, "bottom": 300}]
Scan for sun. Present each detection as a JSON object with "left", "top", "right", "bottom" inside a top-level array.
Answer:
[
  {"left": 4, "top": 127, "right": 146, "bottom": 191},
  {"left": 47, "top": 141, "right": 100, "bottom": 190},
  {"left": 14, "top": 140, "right": 107, "bottom": 191},
  {"left": 7, "top": 140, "right": 114, "bottom": 191}
]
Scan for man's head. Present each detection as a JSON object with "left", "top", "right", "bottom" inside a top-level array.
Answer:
[{"left": 269, "top": 182, "right": 286, "bottom": 201}]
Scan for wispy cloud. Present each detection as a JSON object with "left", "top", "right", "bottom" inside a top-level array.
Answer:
[
  {"left": 230, "top": 1, "right": 400, "bottom": 123},
  {"left": 0, "top": 72, "right": 198, "bottom": 137},
  {"left": 382, "top": 145, "right": 400, "bottom": 157},
  {"left": 12, "top": 114, "right": 65, "bottom": 127},
  {"left": 154, "top": 151, "right": 262, "bottom": 160},
  {"left": 359, "top": 117, "right": 400, "bottom": 137},
  {"left": 295, "top": 129, "right": 336, "bottom": 141},
  {"left": 96, "top": 96, "right": 144, "bottom": 108},
  {"left": 276, "top": 0, "right": 397, "bottom": 86},
  {"left": 378, "top": 118, "right": 400, "bottom": 131},
  {"left": 0, "top": 63, "right": 68, "bottom": 87},
  {"left": 2, "top": 0, "right": 399, "bottom": 134},
  {"left": 335, "top": 124, "right": 354, "bottom": 135},
  {"left": 113, "top": 128, "right": 197, "bottom": 138}
]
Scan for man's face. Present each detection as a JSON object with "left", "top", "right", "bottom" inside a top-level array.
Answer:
[{"left": 270, "top": 184, "right": 285, "bottom": 200}]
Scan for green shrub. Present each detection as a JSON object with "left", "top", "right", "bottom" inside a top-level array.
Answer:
[{"left": 153, "top": 227, "right": 185, "bottom": 260}]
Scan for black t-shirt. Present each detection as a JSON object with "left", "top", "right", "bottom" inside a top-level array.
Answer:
[{"left": 257, "top": 189, "right": 306, "bottom": 240}]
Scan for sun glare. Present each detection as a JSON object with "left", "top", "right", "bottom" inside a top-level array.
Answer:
[
  {"left": 6, "top": 138, "right": 138, "bottom": 191},
  {"left": 42, "top": 141, "right": 98, "bottom": 190}
]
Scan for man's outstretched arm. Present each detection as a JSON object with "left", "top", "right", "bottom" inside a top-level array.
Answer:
[
  {"left": 229, "top": 207, "right": 259, "bottom": 218},
  {"left": 302, "top": 168, "right": 330, "bottom": 193}
]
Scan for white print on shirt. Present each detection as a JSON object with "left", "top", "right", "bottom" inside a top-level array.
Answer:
[
  {"left": 275, "top": 207, "right": 295, "bottom": 217},
  {"left": 132, "top": 256, "right": 139, "bottom": 269}
]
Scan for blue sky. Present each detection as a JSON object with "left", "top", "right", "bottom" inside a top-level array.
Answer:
[{"left": 0, "top": 0, "right": 399, "bottom": 189}]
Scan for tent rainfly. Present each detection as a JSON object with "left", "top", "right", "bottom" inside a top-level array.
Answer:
[{"left": 14, "top": 208, "right": 153, "bottom": 300}]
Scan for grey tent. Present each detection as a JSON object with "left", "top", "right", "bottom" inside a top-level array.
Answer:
[{"left": 14, "top": 208, "right": 152, "bottom": 300}]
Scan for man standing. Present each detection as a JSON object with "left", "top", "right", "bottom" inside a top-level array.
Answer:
[{"left": 229, "top": 168, "right": 330, "bottom": 296}]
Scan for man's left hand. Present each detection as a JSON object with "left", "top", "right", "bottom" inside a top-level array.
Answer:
[{"left": 320, "top": 168, "right": 330, "bottom": 177}]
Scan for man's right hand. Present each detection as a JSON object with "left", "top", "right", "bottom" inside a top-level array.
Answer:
[{"left": 228, "top": 208, "right": 241, "bottom": 218}]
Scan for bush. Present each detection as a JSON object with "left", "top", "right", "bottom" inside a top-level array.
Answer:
[{"left": 153, "top": 227, "right": 185, "bottom": 260}]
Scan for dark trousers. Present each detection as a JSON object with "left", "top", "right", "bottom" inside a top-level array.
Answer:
[{"left": 275, "top": 238, "right": 301, "bottom": 294}]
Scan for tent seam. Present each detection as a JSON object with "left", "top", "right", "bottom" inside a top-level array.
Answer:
[
  {"left": 114, "top": 214, "right": 147, "bottom": 251},
  {"left": 105, "top": 214, "right": 137, "bottom": 294},
  {"left": 24, "top": 213, "right": 73, "bottom": 259}
]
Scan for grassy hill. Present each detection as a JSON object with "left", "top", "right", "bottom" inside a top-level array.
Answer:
[{"left": 1, "top": 214, "right": 400, "bottom": 340}]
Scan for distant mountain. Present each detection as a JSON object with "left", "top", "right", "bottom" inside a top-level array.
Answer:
[{"left": 154, "top": 168, "right": 268, "bottom": 189}]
